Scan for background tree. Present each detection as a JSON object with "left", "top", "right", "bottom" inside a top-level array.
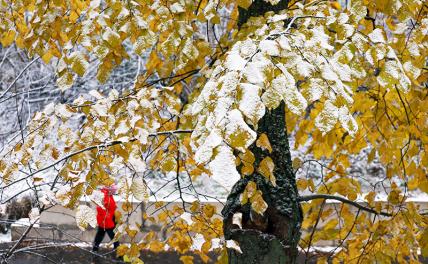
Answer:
[{"left": 0, "top": 0, "right": 427, "bottom": 263}]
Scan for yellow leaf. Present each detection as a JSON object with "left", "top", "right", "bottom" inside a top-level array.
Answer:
[
  {"left": 116, "top": 244, "right": 129, "bottom": 256},
  {"left": 148, "top": 240, "right": 165, "bottom": 253},
  {"left": 51, "top": 148, "right": 60, "bottom": 160},
  {"left": 190, "top": 201, "right": 200, "bottom": 212},
  {"left": 365, "top": 191, "right": 375, "bottom": 206},
  {"left": 154, "top": 201, "right": 164, "bottom": 209},
  {"left": 388, "top": 190, "right": 401, "bottom": 204},
  {"left": 1, "top": 30, "right": 16, "bottom": 47},
  {"left": 241, "top": 180, "right": 258, "bottom": 205},
  {"left": 202, "top": 240, "right": 212, "bottom": 253},
  {"left": 203, "top": 204, "right": 216, "bottom": 218},
  {"left": 129, "top": 243, "right": 140, "bottom": 258},
  {"left": 257, "top": 157, "right": 276, "bottom": 186},
  {"left": 317, "top": 256, "right": 328, "bottom": 264},
  {"left": 240, "top": 150, "right": 255, "bottom": 175},
  {"left": 330, "top": 1, "right": 341, "bottom": 10},
  {"left": 367, "top": 148, "right": 376, "bottom": 163},
  {"left": 103, "top": 28, "right": 121, "bottom": 47},
  {"left": 419, "top": 228, "right": 428, "bottom": 257},
  {"left": 250, "top": 191, "right": 268, "bottom": 215},
  {"left": 69, "top": 10, "right": 79, "bottom": 23},
  {"left": 97, "top": 62, "right": 112, "bottom": 83},
  {"left": 132, "top": 259, "right": 144, "bottom": 264},
  {"left": 161, "top": 156, "right": 177, "bottom": 172},
  {"left": 42, "top": 50, "right": 53, "bottom": 64},
  {"left": 308, "top": 179, "right": 315, "bottom": 192},
  {"left": 297, "top": 178, "right": 307, "bottom": 190},
  {"left": 385, "top": 17, "right": 397, "bottom": 31},
  {"left": 134, "top": 31, "right": 156, "bottom": 56},
  {"left": 179, "top": 255, "right": 194, "bottom": 264},
  {"left": 241, "top": 164, "right": 254, "bottom": 175},
  {"left": 256, "top": 133, "right": 272, "bottom": 153},
  {"left": 33, "top": 177, "right": 44, "bottom": 182},
  {"left": 216, "top": 247, "right": 229, "bottom": 264},
  {"left": 70, "top": 52, "right": 89, "bottom": 77},
  {"left": 122, "top": 201, "right": 133, "bottom": 213},
  {"left": 292, "top": 157, "right": 302, "bottom": 171},
  {"left": 237, "top": 0, "right": 252, "bottom": 9},
  {"left": 324, "top": 219, "right": 338, "bottom": 230}
]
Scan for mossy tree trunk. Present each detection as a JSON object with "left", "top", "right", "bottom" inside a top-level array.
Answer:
[
  {"left": 222, "top": 3, "right": 302, "bottom": 263},
  {"left": 222, "top": 103, "right": 303, "bottom": 263}
]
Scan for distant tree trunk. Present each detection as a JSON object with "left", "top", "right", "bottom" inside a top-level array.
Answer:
[{"left": 222, "top": 101, "right": 302, "bottom": 263}]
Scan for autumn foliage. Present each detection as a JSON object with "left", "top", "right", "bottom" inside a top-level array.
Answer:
[{"left": 0, "top": 0, "right": 428, "bottom": 263}]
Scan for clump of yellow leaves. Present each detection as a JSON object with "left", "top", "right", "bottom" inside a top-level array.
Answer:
[{"left": 240, "top": 181, "right": 268, "bottom": 215}]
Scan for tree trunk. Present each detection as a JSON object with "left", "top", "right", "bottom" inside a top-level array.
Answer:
[
  {"left": 222, "top": 3, "right": 301, "bottom": 262},
  {"left": 222, "top": 101, "right": 302, "bottom": 263}
]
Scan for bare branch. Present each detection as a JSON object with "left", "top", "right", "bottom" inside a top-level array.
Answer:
[
  {"left": 0, "top": 56, "right": 40, "bottom": 100},
  {"left": 298, "top": 194, "right": 393, "bottom": 217}
]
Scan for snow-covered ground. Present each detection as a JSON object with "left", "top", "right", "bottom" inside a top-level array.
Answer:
[{"left": 0, "top": 230, "right": 11, "bottom": 243}]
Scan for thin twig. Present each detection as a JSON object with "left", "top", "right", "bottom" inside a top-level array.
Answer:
[{"left": 0, "top": 57, "right": 40, "bottom": 100}]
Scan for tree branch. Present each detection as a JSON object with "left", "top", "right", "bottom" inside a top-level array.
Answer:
[
  {"left": 2, "top": 129, "right": 194, "bottom": 190},
  {"left": 298, "top": 194, "right": 392, "bottom": 217},
  {"left": 0, "top": 56, "right": 39, "bottom": 100},
  {"left": 2, "top": 217, "right": 39, "bottom": 260}
]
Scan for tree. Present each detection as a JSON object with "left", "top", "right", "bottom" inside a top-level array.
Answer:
[{"left": 0, "top": 0, "right": 427, "bottom": 263}]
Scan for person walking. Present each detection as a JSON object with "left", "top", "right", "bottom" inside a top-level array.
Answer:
[{"left": 92, "top": 186, "right": 120, "bottom": 253}]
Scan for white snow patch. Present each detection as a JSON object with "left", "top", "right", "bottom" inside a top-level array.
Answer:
[
  {"left": 195, "top": 129, "right": 223, "bottom": 164},
  {"left": 368, "top": 28, "right": 385, "bottom": 44},
  {"left": 208, "top": 145, "right": 240, "bottom": 191},
  {"left": 238, "top": 83, "right": 265, "bottom": 124},
  {"left": 225, "top": 50, "right": 247, "bottom": 71},
  {"left": 0, "top": 230, "right": 11, "bottom": 243}
]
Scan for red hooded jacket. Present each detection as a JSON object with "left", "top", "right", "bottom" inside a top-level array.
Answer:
[{"left": 96, "top": 188, "right": 116, "bottom": 229}]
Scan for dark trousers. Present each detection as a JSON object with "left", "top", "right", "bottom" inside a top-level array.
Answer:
[{"left": 92, "top": 227, "right": 120, "bottom": 251}]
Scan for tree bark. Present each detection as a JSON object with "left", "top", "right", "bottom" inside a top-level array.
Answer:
[
  {"left": 222, "top": 100, "right": 302, "bottom": 263},
  {"left": 237, "top": 0, "right": 291, "bottom": 28},
  {"left": 222, "top": 3, "right": 302, "bottom": 263}
]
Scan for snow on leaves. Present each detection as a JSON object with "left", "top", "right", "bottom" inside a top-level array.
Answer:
[
  {"left": 192, "top": 9, "right": 371, "bottom": 188},
  {"left": 238, "top": 83, "right": 265, "bottom": 125},
  {"left": 194, "top": 129, "right": 222, "bottom": 164},
  {"left": 56, "top": 72, "right": 74, "bottom": 92},
  {"left": 69, "top": 51, "right": 89, "bottom": 77},
  {"left": 130, "top": 177, "right": 149, "bottom": 202},
  {"left": 224, "top": 110, "right": 257, "bottom": 152},
  {"left": 368, "top": 28, "right": 386, "bottom": 44},
  {"left": 208, "top": 146, "right": 240, "bottom": 191},
  {"left": 314, "top": 100, "right": 358, "bottom": 136},
  {"left": 75, "top": 205, "right": 97, "bottom": 231}
]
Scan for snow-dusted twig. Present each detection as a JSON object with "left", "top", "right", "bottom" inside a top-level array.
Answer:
[
  {"left": 2, "top": 216, "right": 39, "bottom": 260},
  {"left": 298, "top": 194, "right": 393, "bottom": 217},
  {"left": 0, "top": 56, "right": 40, "bottom": 100}
]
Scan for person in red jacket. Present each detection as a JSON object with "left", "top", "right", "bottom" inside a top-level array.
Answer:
[{"left": 92, "top": 186, "right": 120, "bottom": 252}]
